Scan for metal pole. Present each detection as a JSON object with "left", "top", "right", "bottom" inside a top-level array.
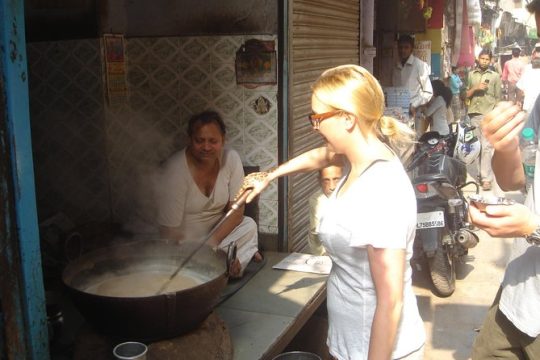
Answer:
[
  {"left": 360, "top": 0, "right": 376, "bottom": 72},
  {"left": 0, "top": 0, "right": 49, "bottom": 358},
  {"left": 278, "top": 0, "right": 290, "bottom": 252}
]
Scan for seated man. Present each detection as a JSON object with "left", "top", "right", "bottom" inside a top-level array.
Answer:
[
  {"left": 157, "top": 110, "right": 261, "bottom": 278},
  {"left": 308, "top": 164, "right": 343, "bottom": 255}
]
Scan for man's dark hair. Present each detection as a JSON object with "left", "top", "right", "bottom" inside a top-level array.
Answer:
[
  {"left": 187, "top": 110, "right": 227, "bottom": 137},
  {"left": 512, "top": 48, "right": 521, "bottom": 57},
  {"left": 478, "top": 48, "right": 493, "bottom": 59},
  {"left": 397, "top": 34, "right": 415, "bottom": 47},
  {"left": 527, "top": 0, "right": 540, "bottom": 13}
]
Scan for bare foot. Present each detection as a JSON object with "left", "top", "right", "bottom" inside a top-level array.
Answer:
[
  {"left": 229, "top": 258, "right": 242, "bottom": 279},
  {"left": 253, "top": 251, "right": 263, "bottom": 262},
  {"left": 229, "top": 252, "right": 263, "bottom": 279}
]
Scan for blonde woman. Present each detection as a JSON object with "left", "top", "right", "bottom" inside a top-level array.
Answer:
[{"left": 244, "top": 65, "right": 425, "bottom": 359}]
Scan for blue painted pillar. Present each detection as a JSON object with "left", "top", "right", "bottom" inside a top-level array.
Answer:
[{"left": 0, "top": 0, "right": 50, "bottom": 359}]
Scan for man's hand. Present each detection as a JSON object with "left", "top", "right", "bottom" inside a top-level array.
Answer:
[
  {"left": 481, "top": 102, "right": 526, "bottom": 153},
  {"left": 469, "top": 202, "right": 537, "bottom": 238},
  {"left": 481, "top": 102, "right": 527, "bottom": 190},
  {"left": 477, "top": 82, "right": 488, "bottom": 92},
  {"left": 466, "top": 82, "right": 488, "bottom": 98},
  {"left": 409, "top": 105, "right": 416, "bottom": 118}
]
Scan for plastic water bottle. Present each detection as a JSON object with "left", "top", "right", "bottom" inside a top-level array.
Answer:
[{"left": 521, "top": 127, "right": 536, "bottom": 190}]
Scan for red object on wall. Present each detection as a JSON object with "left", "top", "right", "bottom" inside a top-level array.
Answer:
[
  {"left": 427, "top": 0, "right": 444, "bottom": 28},
  {"left": 457, "top": 0, "right": 476, "bottom": 67}
]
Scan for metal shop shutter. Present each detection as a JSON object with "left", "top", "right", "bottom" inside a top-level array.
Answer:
[{"left": 287, "top": 0, "right": 360, "bottom": 252}]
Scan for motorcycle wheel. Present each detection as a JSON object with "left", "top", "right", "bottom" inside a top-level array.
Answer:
[{"left": 428, "top": 245, "right": 456, "bottom": 297}]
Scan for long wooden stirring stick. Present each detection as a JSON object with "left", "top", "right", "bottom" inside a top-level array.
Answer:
[{"left": 155, "top": 189, "right": 252, "bottom": 295}]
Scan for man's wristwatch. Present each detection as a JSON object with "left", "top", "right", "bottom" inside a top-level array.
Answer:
[{"left": 525, "top": 225, "right": 540, "bottom": 246}]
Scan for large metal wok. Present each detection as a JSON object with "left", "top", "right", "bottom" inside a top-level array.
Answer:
[{"left": 62, "top": 240, "right": 228, "bottom": 341}]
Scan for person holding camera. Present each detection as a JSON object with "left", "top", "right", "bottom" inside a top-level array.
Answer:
[
  {"left": 468, "top": 100, "right": 540, "bottom": 359},
  {"left": 468, "top": 4, "right": 540, "bottom": 357},
  {"left": 466, "top": 49, "right": 502, "bottom": 191}
]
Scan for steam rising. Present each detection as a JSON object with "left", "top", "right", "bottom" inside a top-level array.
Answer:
[{"left": 107, "top": 110, "right": 186, "bottom": 236}]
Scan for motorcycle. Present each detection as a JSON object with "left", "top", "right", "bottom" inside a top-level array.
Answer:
[{"left": 407, "top": 122, "right": 480, "bottom": 297}]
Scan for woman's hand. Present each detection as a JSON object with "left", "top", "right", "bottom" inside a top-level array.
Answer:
[
  {"left": 469, "top": 202, "right": 537, "bottom": 238},
  {"left": 236, "top": 148, "right": 338, "bottom": 203},
  {"left": 235, "top": 171, "right": 274, "bottom": 204}
]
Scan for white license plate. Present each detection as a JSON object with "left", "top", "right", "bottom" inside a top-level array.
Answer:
[{"left": 417, "top": 211, "right": 445, "bottom": 229}]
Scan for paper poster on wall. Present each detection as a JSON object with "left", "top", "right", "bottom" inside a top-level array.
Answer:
[
  {"left": 414, "top": 40, "right": 432, "bottom": 67},
  {"left": 103, "top": 34, "right": 128, "bottom": 105}
]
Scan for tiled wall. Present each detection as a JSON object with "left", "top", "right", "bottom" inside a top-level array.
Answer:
[
  {"left": 27, "top": 35, "right": 279, "bottom": 235},
  {"left": 27, "top": 39, "right": 111, "bottom": 225}
]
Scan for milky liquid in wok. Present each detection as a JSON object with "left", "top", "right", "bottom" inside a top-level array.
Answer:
[{"left": 84, "top": 271, "right": 203, "bottom": 297}]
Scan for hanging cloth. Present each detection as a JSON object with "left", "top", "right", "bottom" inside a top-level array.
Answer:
[
  {"left": 467, "top": 0, "right": 482, "bottom": 26},
  {"left": 452, "top": 0, "right": 464, "bottom": 66},
  {"left": 456, "top": 0, "right": 476, "bottom": 67}
]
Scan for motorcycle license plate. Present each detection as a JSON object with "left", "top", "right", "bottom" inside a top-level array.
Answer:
[{"left": 416, "top": 211, "right": 445, "bottom": 229}]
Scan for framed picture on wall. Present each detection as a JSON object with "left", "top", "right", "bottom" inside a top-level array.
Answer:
[{"left": 235, "top": 39, "right": 277, "bottom": 86}]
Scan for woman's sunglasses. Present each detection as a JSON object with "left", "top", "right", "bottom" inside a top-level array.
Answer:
[{"left": 308, "top": 110, "right": 343, "bottom": 130}]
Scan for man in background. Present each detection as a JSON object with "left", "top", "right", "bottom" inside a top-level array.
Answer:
[
  {"left": 392, "top": 34, "right": 433, "bottom": 136},
  {"left": 502, "top": 45, "right": 525, "bottom": 102},
  {"left": 466, "top": 49, "right": 502, "bottom": 191},
  {"left": 308, "top": 165, "right": 343, "bottom": 255},
  {"left": 517, "top": 57, "right": 540, "bottom": 113}
]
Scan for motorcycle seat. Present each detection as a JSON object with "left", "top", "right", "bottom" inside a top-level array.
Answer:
[
  {"left": 411, "top": 154, "right": 467, "bottom": 187},
  {"left": 413, "top": 173, "right": 453, "bottom": 185}
]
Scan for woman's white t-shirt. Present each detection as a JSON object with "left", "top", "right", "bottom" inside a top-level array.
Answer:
[{"left": 319, "top": 158, "right": 425, "bottom": 360}]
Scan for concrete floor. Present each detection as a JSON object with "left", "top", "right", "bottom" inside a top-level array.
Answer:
[{"left": 412, "top": 173, "right": 524, "bottom": 360}]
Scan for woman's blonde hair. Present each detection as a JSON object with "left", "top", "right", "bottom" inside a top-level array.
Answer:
[{"left": 312, "top": 64, "right": 415, "bottom": 160}]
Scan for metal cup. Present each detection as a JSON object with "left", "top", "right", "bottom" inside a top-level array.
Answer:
[{"left": 113, "top": 342, "right": 148, "bottom": 360}]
